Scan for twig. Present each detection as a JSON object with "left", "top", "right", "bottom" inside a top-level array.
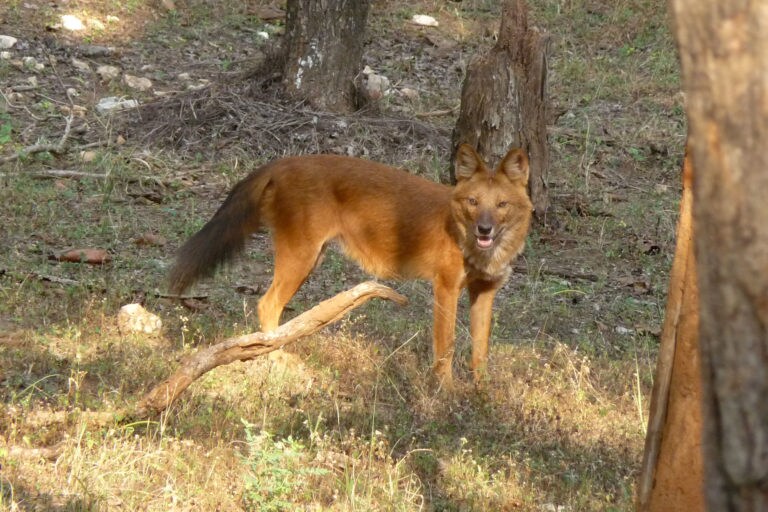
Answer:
[
  {"left": 0, "top": 169, "right": 109, "bottom": 179},
  {"left": 136, "top": 281, "right": 408, "bottom": 416},
  {"left": 415, "top": 108, "right": 455, "bottom": 119},
  {"left": 513, "top": 262, "right": 599, "bottom": 282},
  {"left": 0, "top": 113, "right": 74, "bottom": 164},
  {"left": 0, "top": 269, "right": 80, "bottom": 286}
]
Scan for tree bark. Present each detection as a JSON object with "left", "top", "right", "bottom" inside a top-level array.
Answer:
[
  {"left": 450, "top": 0, "right": 550, "bottom": 219},
  {"left": 638, "top": 148, "right": 705, "bottom": 511},
  {"left": 282, "top": 0, "right": 370, "bottom": 113},
  {"left": 669, "top": 2, "right": 768, "bottom": 509},
  {"left": 136, "top": 282, "right": 407, "bottom": 416}
]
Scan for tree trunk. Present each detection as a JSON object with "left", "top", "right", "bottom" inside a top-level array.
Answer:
[
  {"left": 669, "top": 2, "right": 768, "bottom": 509},
  {"left": 450, "top": 0, "right": 550, "bottom": 219},
  {"left": 282, "top": 0, "right": 370, "bottom": 113},
  {"left": 638, "top": 148, "right": 705, "bottom": 511}
]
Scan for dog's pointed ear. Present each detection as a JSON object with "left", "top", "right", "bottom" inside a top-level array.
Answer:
[
  {"left": 454, "top": 144, "right": 483, "bottom": 181},
  {"left": 498, "top": 148, "right": 529, "bottom": 186}
]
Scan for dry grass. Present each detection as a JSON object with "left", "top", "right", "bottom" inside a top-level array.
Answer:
[{"left": 0, "top": 0, "right": 683, "bottom": 510}]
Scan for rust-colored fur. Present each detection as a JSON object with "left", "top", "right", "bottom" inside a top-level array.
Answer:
[{"left": 169, "top": 144, "right": 532, "bottom": 387}]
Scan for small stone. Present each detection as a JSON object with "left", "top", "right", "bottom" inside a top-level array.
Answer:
[
  {"left": 80, "top": 150, "right": 98, "bottom": 162},
  {"left": 0, "top": 35, "right": 18, "bottom": 49},
  {"left": 365, "top": 73, "right": 390, "bottom": 100},
  {"left": 72, "top": 57, "right": 91, "bottom": 73},
  {"left": 412, "top": 14, "right": 439, "bottom": 27},
  {"left": 27, "top": 76, "right": 38, "bottom": 87},
  {"left": 0, "top": 51, "right": 11, "bottom": 60},
  {"left": 177, "top": 72, "right": 191, "bottom": 81},
  {"left": 79, "top": 45, "right": 114, "bottom": 57},
  {"left": 96, "top": 64, "right": 120, "bottom": 81},
  {"left": 96, "top": 96, "right": 138, "bottom": 113},
  {"left": 123, "top": 74, "right": 152, "bottom": 91},
  {"left": 22, "top": 56, "right": 37, "bottom": 69},
  {"left": 61, "top": 14, "right": 85, "bottom": 31},
  {"left": 117, "top": 304, "right": 163, "bottom": 335},
  {"left": 400, "top": 87, "right": 418, "bottom": 100}
]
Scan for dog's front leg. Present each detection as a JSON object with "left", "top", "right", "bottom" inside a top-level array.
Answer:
[
  {"left": 467, "top": 278, "right": 503, "bottom": 382},
  {"left": 432, "top": 278, "right": 461, "bottom": 390}
]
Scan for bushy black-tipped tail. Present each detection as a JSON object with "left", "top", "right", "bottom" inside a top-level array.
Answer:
[{"left": 168, "top": 173, "right": 267, "bottom": 295}]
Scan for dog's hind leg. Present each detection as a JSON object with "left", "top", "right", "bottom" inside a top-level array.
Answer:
[{"left": 257, "top": 236, "right": 327, "bottom": 332}]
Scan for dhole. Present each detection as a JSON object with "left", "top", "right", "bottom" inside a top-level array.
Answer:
[{"left": 169, "top": 144, "right": 532, "bottom": 387}]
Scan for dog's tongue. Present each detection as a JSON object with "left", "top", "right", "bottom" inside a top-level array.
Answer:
[{"left": 477, "top": 236, "right": 493, "bottom": 249}]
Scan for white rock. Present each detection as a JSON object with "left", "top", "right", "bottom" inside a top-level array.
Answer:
[
  {"left": 22, "top": 56, "right": 37, "bottom": 68},
  {"left": 106, "top": 15, "right": 120, "bottom": 24},
  {"left": 96, "top": 96, "right": 138, "bottom": 113},
  {"left": 117, "top": 303, "right": 162, "bottom": 335},
  {"left": 123, "top": 74, "right": 152, "bottom": 91},
  {"left": 96, "top": 64, "right": 120, "bottom": 81},
  {"left": 71, "top": 57, "right": 91, "bottom": 73},
  {"left": 0, "top": 51, "right": 11, "bottom": 60},
  {"left": 26, "top": 76, "right": 38, "bottom": 87},
  {"left": 61, "top": 14, "right": 85, "bottom": 31},
  {"left": 0, "top": 35, "right": 18, "bottom": 49},
  {"left": 177, "top": 72, "right": 191, "bottom": 81},
  {"left": 400, "top": 87, "right": 418, "bottom": 100},
  {"left": 80, "top": 150, "right": 98, "bottom": 162},
  {"left": 365, "top": 72, "right": 390, "bottom": 100},
  {"left": 34, "top": 63, "right": 45, "bottom": 72},
  {"left": 412, "top": 14, "right": 439, "bottom": 27}
]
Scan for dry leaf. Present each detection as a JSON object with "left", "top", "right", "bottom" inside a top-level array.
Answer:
[
  {"left": 54, "top": 248, "right": 112, "bottom": 264},
  {"left": 133, "top": 233, "right": 167, "bottom": 247}
]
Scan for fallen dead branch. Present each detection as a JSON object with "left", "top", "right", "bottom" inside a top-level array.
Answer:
[
  {"left": 8, "top": 442, "right": 66, "bottom": 461},
  {"left": 0, "top": 113, "right": 74, "bottom": 164},
  {"left": 28, "top": 170, "right": 109, "bottom": 179},
  {"left": 136, "top": 281, "right": 408, "bottom": 416},
  {"left": 513, "top": 262, "right": 599, "bottom": 282}
]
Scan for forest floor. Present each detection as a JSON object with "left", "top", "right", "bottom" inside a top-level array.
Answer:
[{"left": 0, "top": 0, "right": 684, "bottom": 510}]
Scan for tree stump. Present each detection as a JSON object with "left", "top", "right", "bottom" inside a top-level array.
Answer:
[
  {"left": 281, "top": 0, "right": 370, "bottom": 113},
  {"left": 451, "top": 0, "right": 550, "bottom": 219}
]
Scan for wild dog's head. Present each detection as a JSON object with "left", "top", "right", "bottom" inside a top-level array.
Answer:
[{"left": 451, "top": 144, "right": 533, "bottom": 277}]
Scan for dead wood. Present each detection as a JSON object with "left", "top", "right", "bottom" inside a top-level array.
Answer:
[
  {"left": 513, "top": 262, "right": 599, "bottom": 282},
  {"left": 136, "top": 281, "right": 407, "bottom": 416}
]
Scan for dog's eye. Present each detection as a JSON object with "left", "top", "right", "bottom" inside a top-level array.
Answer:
[
  {"left": 467, "top": 197, "right": 478, "bottom": 206},
  {"left": 497, "top": 201, "right": 509, "bottom": 208}
]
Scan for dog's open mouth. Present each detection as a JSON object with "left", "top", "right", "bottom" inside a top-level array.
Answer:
[{"left": 476, "top": 235, "right": 494, "bottom": 250}]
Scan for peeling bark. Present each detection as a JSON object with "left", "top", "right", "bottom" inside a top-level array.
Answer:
[
  {"left": 670, "top": 2, "right": 768, "bottom": 509},
  {"left": 282, "top": 0, "right": 370, "bottom": 113},
  {"left": 638, "top": 149, "right": 705, "bottom": 511}
]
